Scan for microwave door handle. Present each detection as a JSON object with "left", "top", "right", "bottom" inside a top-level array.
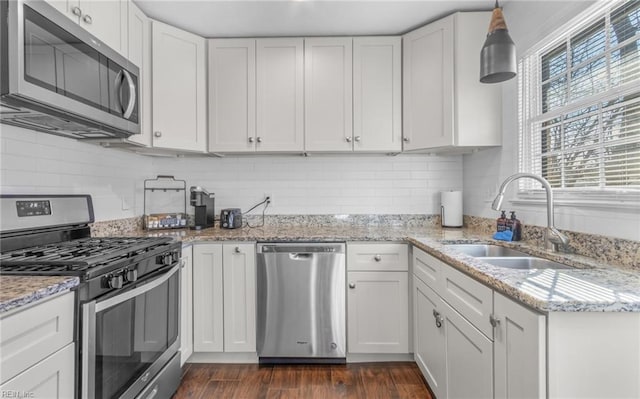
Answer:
[
  {"left": 115, "top": 69, "right": 124, "bottom": 113},
  {"left": 121, "top": 69, "right": 136, "bottom": 119}
]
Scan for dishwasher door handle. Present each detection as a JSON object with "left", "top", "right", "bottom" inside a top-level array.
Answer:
[{"left": 289, "top": 253, "right": 313, "bottom": 260}]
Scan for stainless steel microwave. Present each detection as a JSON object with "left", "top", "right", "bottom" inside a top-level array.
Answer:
[{"left": 0, "top": 0, "right": 140, "bottom": 139}]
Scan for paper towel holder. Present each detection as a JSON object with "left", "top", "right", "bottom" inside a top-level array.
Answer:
[{"left": 441, "top": 191, "right": 463, "bottom": 228}]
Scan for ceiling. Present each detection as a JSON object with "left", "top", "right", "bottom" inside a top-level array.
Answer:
[{"left": 134, "top": 0, "right": 511, "bottom": 38}]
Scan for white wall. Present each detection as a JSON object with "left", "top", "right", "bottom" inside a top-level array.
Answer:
[
  {"left": 0, "top": 125, "right": 463, "bottom": 219},
  {"left": 463, "top": 1, "right": 640, "bottom": 241},
  {"left": 0, "top": 125, "right": 153, "bottom": 221},
  {"left": 154, "top": 154, "right": 463, "bottom": 215}
]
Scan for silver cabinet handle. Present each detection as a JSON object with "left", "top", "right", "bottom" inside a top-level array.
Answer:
[
  {"left": 433, "top": 309, "right": 443, "bottom": 328},
  {"left": 122, "top": 70, "right": 136, "bottom": 119},
  {"left": 234, "top": 246, "right": 241, "bottom": 253},
  {"left": 71, "top": 6, "right": 82, "bottom": 16},
  {"left": 374, "top": 254, "right": 382, "bottom": 262},
  {"left": 490, "top": 314, "right": 501, "bottom": 328},
  {"left": 403, "top": 137, "right": 410, "bottom": 142},
  {"left": 154, "top": 131, "right": 162, "bottom": 138},
  {"left": 145, "top": 387, "right": 159, "bottom": 399},
  {"left": 248, "top": 137, "right": 254, "bottom": 143},
  {"left": 345, "top": 137, "right": 352, "bottom": 143},
  {"left": 348, "top": 283, "right": 356, "bottom": 289},
  {"left": 354, "top": 136, "right": 361, "bottom": 142},
  {"left": 83, "top": 14, "right": 93, "bottom": 25},
  {"left": 180, "top": 259, "right": 186, "bottom": 269},
  {"left": 257, "top": 137, "right": 262, "bottom": 143}
]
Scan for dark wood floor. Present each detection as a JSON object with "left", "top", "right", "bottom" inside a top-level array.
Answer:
[{"left": 173, "top": 362, "right": 433, "bottom": 399}]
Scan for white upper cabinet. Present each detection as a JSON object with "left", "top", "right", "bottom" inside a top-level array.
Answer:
[
  {"left": 256, "top": 38, "right": 304, "bottom": 152},
  {"left": 208, "top": 39, "right": 256, "bottom": 152},
  {"left": 45, "top": 0, "right": 127, "bottom": 55},
  {"left": 304, "top": 37, "right": 353, "bottom": 152},
  {"left": 353, "top": 37, "right": 402, "bottom": 152},
  {"left": 152, "top": 20, "right": 207, "bottom": 152},
  {"left": 126, "top": 1, "right": 151, "bottom": 147},
  {"left": 403, "top": 12, "right": 501, "bottom": 152}
]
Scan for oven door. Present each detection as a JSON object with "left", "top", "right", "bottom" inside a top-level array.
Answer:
[{"left": 82, "top": 265, "right": 180, "bottom": 399}]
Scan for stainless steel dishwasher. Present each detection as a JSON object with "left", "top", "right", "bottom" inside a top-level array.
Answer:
[{"left": 256, "top": 243, "right": 346, "bottom": 363}]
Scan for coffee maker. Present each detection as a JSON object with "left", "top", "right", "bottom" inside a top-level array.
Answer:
[{"left": 190, "top": 186, "right": 215, "bottom": 230}]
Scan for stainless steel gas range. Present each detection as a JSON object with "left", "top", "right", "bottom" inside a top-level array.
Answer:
[{"left": 0, "top": 194, "right": 182, "bottom": 399}]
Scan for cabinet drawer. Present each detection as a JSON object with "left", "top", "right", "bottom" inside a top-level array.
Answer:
[
  {"left": 412, "top": 247, "right": 443, "bottom": 292},
  {"left": 441, "top": 266, "right": 493, "bottom": 338},
  {"left": 347, "top": 243, "right": 408, "bottom": 271},
  {"left": 0, "top": 343, "right": 75, "bottom": 398},
  {"left": 0, "top": 292, "right": 74, "bottom": 384}
]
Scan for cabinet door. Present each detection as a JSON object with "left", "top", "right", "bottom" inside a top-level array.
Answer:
[
  {"left": 0, "top": 343, "right": 74, "bottom": 399},
  {"left": 304, "top": 37, "right": 353, "bottom": 152},
  {"left": 402, "top": 17, "right": 454, "bottom": 150},
  {"left": 256, "top": 38, "right": 304, "bottom": 152},
  {"left": 180, "top": 246, "right": 193, "bottom": 365},
  {"left": 80, "top": 0, "right": 126, "bottom": 55},
  {"left": 222, "top": 244, "right": 256, "bottom": 352},
  {"left": 444, "top": 300, "right": 494, "bottom": 399},
  {"left": 494, "top": 292, "right": 546, "bottom": 399},
  {"left": 126, "top": 1, "right": 151, "bottom": 147},
  {"left": 208, "top": 39, "right": 256, "bottom": 152},
  {"left": 44, "top": 0, "right": 80, "bottom": 23},
  {"left": 347, "top": 271, "right": 408, "bottom": 354},
  {"left": 413, "top": 276, "right": 447, "bottom": 399},
  {"left": 192, "top": 244, "right": 224, "bottom": 352},
  {"left": 353, "top": 37, "right": 402, "bottom": 152},
  {"left": 152, "top": 20, "right": 207, "bottom": 152}
]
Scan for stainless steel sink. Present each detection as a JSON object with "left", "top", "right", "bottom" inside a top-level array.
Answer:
[
  {"left": 444, "top": 244, "right": 529, "bottom": 257},
  {"left": 480, "top": 257, "right": 572, "bottom": 270}
]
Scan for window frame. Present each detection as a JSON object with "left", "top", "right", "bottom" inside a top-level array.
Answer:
[{"left": 518, "top": 0, "right": 640, "bottom": 206}]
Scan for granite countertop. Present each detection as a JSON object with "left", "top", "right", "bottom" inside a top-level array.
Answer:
[
  {"left": 104, "top": 224, "right": 640, "bottom": 313},
  {"left": 0, "top": 276, "right": 80, "bottom": 314}
]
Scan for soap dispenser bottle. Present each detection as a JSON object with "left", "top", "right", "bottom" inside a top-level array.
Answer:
[
  {"left": 509, "top": 211, "right": 522, "bottom": 241},
  {"left": 497, "top": 210, "right": 508, "bottom": 232}
]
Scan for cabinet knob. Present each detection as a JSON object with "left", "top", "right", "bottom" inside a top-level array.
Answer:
[
  {"left": 83, "top": 14, "right": 93, "bottom": 25},
  {"left": 433, "top": 309, "right": 443, "bottom": 328},
  {"left": 403, "top": 137, "right": 410, "bottom": 142},
  {"left": 345, "top": 137, "right": 352, "bottom": 143},
  {"left": 374, "top": 254, "right": 382, "bottom": 262},
  {"left": 354, "top": 136, "right": 361, "bottom": 142},
  {"left": 234, "top": 246, "right": 241, "bottom": 254},
  {"left": 71, "top": 6, "right": 82, "bottom": 16},
  {"left": 248, "top": 137, "right": 254, "bottom": 143},
  {"left": 257, "top": 137, "right": 262, "bottom": 143},
  {"left": 348, "top": 283, "right": 356, "bottom": 289},
  {"left": 154, "top": 131, "right": 162, "bottom": 138},
  {"left": 490, "top": 314, "right": 501, "bottom": 327}
]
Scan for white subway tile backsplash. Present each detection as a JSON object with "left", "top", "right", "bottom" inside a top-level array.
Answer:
[{"left": 1, "top": 126, "right": 464, "bottom": 220}]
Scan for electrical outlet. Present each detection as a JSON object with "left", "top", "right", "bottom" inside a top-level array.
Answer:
[{"left": 264, "top": 193, "right": 272, "bottom": 205}]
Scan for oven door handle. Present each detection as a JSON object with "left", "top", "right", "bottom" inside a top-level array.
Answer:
[{"left": 95, "top": 264, "right": 179, "bottom": 312}]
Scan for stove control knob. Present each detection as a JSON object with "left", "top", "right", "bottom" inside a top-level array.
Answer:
[
  {"left": 108, "top": 274, "right": 124, "bottom": 289},
  {"left": 163, "top": 253, "right": 173, "bottom": 265},
  {"left": 125, "top": 269, "right": 138, "bottom": 282},
  {"left": 171, "top": 251, "right": 179, "bottom": 263}
]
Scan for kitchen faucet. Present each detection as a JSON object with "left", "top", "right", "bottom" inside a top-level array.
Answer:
[{"left": 492, "top": 173, "right": 570, "bottom": 252}]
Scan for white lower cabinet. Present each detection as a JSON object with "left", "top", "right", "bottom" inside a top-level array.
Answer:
[
  {"left": 494, "top": 292, "right": 546, "bottom": 399},
  {"left": 413, "top": 276, "right": 447, "bottom": 398},
  {"left": 193, "top": 243, "right": 256, "bottom": 353},
  {"left": 180, "top": 245, "right": 194, "bottom": 365},
  {"left": 346, "top": 243, "right": 409, "bottom": 354},
  {"left": 347, "top": 271, "right": 408, "bottom": 353},
  {"left": 412, "top": 246, "right": 544, "bottom": 399},
  {"left": 0, "top": 292, "right": 75, "bottom": 398}
]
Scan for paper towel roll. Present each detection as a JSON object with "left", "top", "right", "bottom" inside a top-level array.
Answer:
[{"left": 441, "top": 191, "right": 463, "bottom": 227}]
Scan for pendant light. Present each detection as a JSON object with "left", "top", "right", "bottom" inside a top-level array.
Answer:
[{"left": 480, "top": 0, "right": 516, "bottom": 83}]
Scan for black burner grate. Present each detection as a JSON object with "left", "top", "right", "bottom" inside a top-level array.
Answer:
[{"left": 0, "top": 236, "right": 174, "bottom": 275}]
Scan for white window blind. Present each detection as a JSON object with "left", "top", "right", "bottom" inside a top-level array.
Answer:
[{"left": 519, "top": 0, "right": 640, "bottom": 193}]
